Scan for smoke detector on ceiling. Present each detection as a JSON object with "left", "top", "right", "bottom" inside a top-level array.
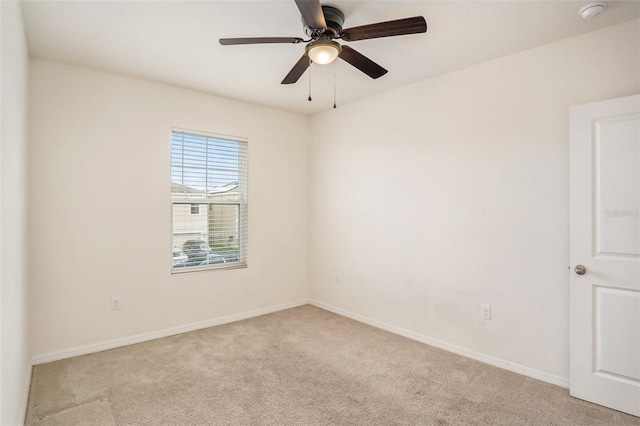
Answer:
[{"left": 579, "top": 2, "right": 607, "bottom": 20}]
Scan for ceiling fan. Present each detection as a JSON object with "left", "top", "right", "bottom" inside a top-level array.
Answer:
[{"left": 219, "top": 0, "right": 427, "bottom": 85}]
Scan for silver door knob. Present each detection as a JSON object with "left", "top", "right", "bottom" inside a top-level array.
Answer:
[{"left": 574, "top": 265, "right": 586, "bottom": 275}]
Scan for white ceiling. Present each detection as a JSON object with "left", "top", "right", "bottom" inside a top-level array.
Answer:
[{"left": 21, "top": 0, "right": 640, "bottom": 115}]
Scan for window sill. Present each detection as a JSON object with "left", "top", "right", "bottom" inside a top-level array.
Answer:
[{"left": 171, "top": 263, "right": 247, "bottom": 274}]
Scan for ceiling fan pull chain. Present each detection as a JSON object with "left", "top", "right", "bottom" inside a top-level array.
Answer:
[
  {"left": 333, "top": 70, "right": 337, "bottom": 109},
  {"left": 308, "top": 59, "right": 313, "bottom": 102}
]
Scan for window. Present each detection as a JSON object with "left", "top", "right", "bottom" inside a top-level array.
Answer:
[{"left": 171, "top": 129, "right": 248, "bottom": 272}]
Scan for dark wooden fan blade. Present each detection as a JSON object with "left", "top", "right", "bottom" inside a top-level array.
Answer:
[
  {"left": 295, "top": 0, "right": 327, "bottom": 30},
  {"left": 340, "top": 16, "right": 426, "bottom": 41},
  {"left": 220, "top": 37, "right": 304, "bottom": 45},
  {"left": 281, "top": 54, "right": 311, "bottom": 84},
  {"left": 338, "top": 46, "right": 387, "bottom": 79}
]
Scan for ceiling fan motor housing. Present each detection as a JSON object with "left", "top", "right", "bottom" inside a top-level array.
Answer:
[{"left": 303, "top": 5, "right": 345, "bottom": 38}]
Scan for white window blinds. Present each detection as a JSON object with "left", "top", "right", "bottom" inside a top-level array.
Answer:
[{"left": 171, "top": 129, "right": 248, "bottom": 272}]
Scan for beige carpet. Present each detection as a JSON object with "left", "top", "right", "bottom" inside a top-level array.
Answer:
[{"left": 26, "top": 305, "right": 640, "bottom": 425}]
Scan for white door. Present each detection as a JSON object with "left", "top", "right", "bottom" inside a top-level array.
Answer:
[{"left": 570, "top": 94, "right": 640, "bottom": 416}]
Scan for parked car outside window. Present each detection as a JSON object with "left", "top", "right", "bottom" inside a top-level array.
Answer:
[
  {"left": 181, "top": 240, "right": 227, "bottom": 267},
  {"left": 172, "top": 248, "right": 188, "bottom": 268}
]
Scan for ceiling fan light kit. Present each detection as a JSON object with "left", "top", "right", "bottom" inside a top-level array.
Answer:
[
  {"left": 219, "top": 0, "right": 427, "bottom": 85},
  {"left": 306, "top": 38, "right": 341, "bottom": 64}
]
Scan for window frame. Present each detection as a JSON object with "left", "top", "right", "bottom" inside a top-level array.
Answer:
[{"left": 170, "top": 128, "right": 248, "bottom": 274}]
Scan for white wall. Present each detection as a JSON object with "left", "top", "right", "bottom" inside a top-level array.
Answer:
[
  {"left": 1, "top": 1, "right": 31, "bottom": 424},
  {"left": 29, "top": 60, "right": 310, "bottom": 357},
  {"left": 309, "top": 19, "right": 639, "bottom": 382}
]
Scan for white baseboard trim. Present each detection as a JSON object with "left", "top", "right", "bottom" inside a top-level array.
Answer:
[
  {"left": 19, "top": 361, "right": 33, "bottom": 426},
  {"left": 32, "top": 299, "right": 310, "bottom": 365},
  {"left": 31, "top": 299, "right": 569, "bottom": 389},
  {"left": 310, "top": 300, "right": 569, "bottom": 389}
]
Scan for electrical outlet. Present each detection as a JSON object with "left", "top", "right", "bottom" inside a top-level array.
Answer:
[
  {"left": 111, "top": 297, "right": 121, "bottom": 311},
  {"left": 481, "top": 304, "right": 491, "bottom": 320}
]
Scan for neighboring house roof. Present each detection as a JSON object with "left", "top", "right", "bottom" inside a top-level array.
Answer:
[
  {"left": 208, "top": 182, "right": 238, "bottom": 195},
  {"left": 172, "top": 181, "right": 238, "bottom": 197},
  {"left": 171, "top": 182, "right": 203, "bottom": 194}
]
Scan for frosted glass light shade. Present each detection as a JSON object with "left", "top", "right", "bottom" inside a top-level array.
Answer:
[{"left": 307, "top": 41, "right": 341, "bottom": 65}]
